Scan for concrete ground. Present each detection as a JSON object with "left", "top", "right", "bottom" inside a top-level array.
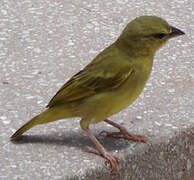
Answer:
[{"left": 0, "top": 0, "right": 193, "bottom": 179}]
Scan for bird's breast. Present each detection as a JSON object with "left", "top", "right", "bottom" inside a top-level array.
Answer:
[
  {"left": 78, "top": 58, "right": 153, "bottom": 123},
  {"left": 112, "top": 67, "right": 150, "bottom": 111}
]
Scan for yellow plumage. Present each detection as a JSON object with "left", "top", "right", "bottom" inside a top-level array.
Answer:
[{"left": 11, "top": 16, "right": 185, "bottom": 173}]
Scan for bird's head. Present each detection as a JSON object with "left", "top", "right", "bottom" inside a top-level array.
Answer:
[{"left": 116, "top": 16, "right": 185, "bottom": 57}]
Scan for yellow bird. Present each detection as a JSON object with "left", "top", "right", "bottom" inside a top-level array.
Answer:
[{"left": 11, "top": 16, "right": 185, "bottom": 173}]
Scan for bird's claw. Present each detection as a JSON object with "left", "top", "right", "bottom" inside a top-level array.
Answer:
[
  {"left": 103, "top": 152, "right": 120, "bottom": 173},
  {"left": 100, "top": 130, "right": 121, "bottom": 137},
  {"left": 84, "top": 145, "right": 120, "bottom": 173},
  {"left": 100, "top": 129, "right": 147, "bottom": 143},
  {"left": 127, "top": 134, "right": 147, "bottom": 143}
]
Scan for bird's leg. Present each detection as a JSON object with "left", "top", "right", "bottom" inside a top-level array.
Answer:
[
  {"left": 83, "top": 127, "right": 120, "bottom": 173},
  {"left": 100, "top": 119, "right": 147, "bottom": 143}
]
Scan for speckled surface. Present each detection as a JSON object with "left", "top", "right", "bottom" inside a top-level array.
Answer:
[{"left": 0, "top": 0, "right": 193, "bottom": 179}]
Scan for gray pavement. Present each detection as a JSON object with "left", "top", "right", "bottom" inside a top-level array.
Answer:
[{"left": 0, "top": 0, "right": 193, "bottom": 179}]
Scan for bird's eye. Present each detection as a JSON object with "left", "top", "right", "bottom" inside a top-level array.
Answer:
[{"left": 153, "top": 33, "right": 167, "bottom": 39}]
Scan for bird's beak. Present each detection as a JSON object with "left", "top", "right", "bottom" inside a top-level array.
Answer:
[{"left": 168, "top": 26, "right": 185, "bottom": 38}]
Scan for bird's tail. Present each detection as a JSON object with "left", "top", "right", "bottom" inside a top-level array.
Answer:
[{"left": 10, "top": 105, "right": 75, "bottom": 140}]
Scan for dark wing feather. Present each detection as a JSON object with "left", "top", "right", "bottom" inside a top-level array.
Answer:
[{"left": 47, "top": 49, "right": 133, "bottom": 107}]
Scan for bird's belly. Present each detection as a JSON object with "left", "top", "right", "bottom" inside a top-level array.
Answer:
[
  {"left": 108, "top": 73, "right": 148, "bottom": 115},
  {"left": 80, "top": 70, "right": 150, "bottom": 123}
]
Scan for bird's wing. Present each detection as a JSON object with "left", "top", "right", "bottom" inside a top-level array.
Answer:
[{"left": 47, "top": 50, "right": 133, "bottom": 107}]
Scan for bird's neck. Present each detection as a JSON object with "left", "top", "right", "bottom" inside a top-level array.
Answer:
[
  {"left": 114, "top": 39, "right": 154, "bottom": 73},
  {"left": 115, "top": 37, "right": 156, "bottom": 58}
]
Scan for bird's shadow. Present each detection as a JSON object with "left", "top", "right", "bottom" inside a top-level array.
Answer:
[{"left": 11, "top": 129, "right": 131, "bottom": 151}]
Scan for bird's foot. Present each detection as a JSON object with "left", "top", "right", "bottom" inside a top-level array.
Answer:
[
  {"left": 101, "top": 119, "right": 147, "bottom": 143},
  {"left": 100, "top": 129, "right": 147, "bottom": 142},
  {"left": 85, "top": 146, "right": 120, "bottom": 173}
]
